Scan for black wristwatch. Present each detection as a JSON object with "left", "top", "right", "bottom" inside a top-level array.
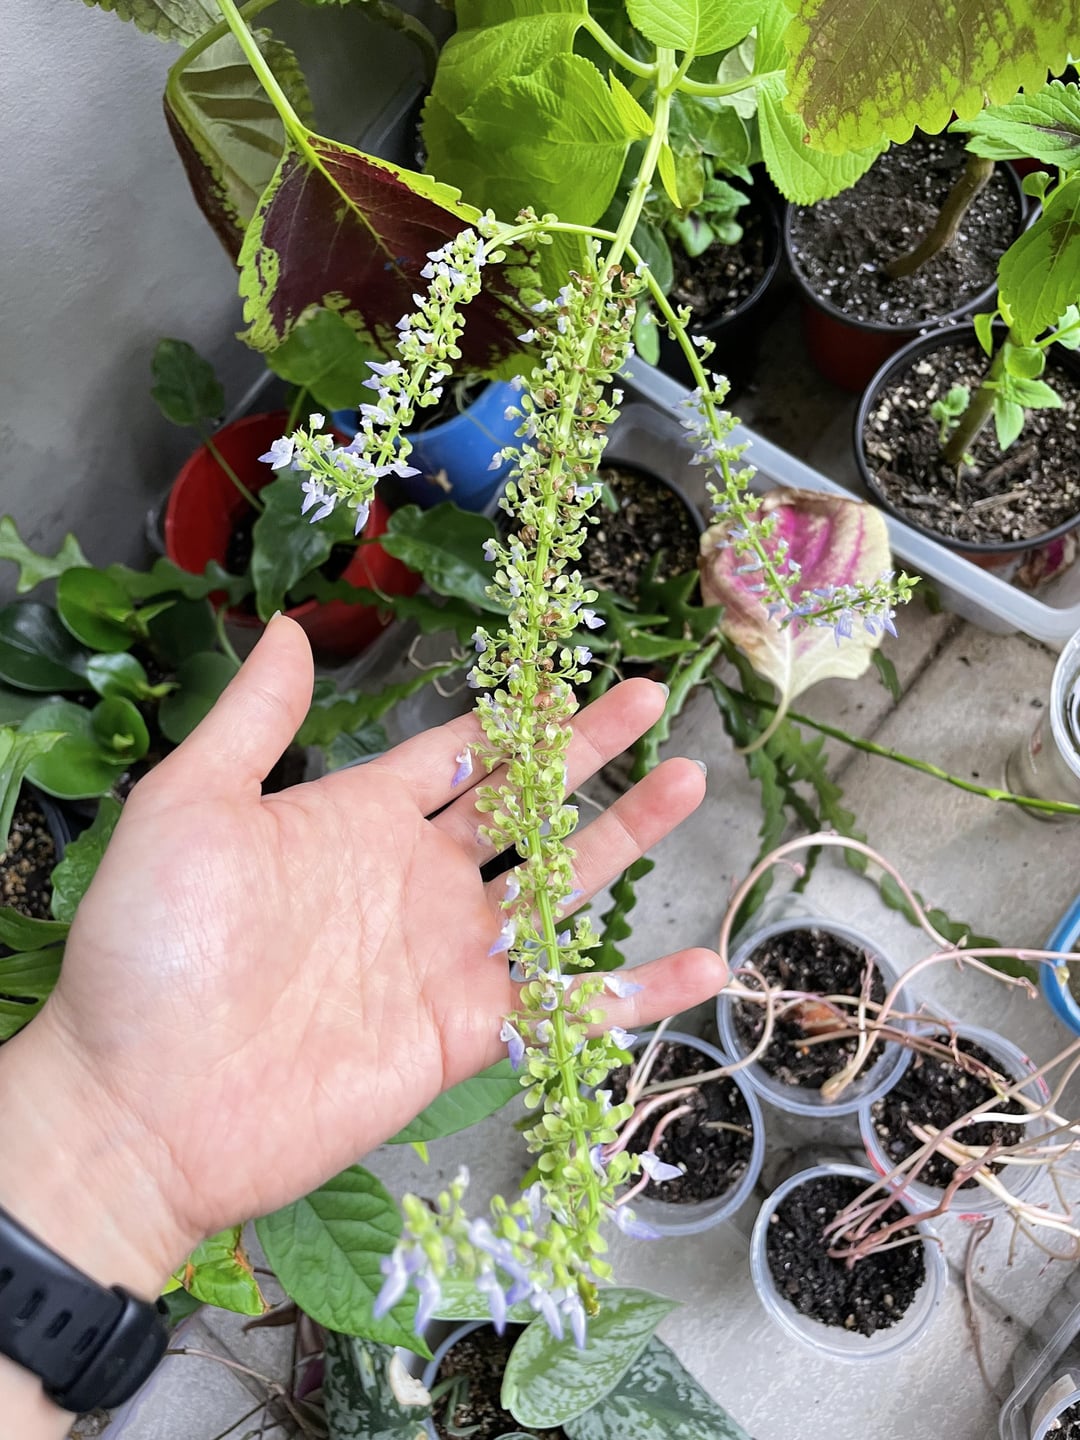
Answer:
[{"left": 0, "top": 1203, "right": 168, "bottom": 1413}]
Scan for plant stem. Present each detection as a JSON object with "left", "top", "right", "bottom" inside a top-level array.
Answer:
[
  {"left": 199, "top": 428, "right": 264, "bottom": 512},
  {"left": 942, "top": 335, "right": 1008, "bottom": 467},
  {"left": 678, "top": 68, "right": 784, "bottom": 97},
  {"left": 213, "top": 606, "right": 244, "bottom": 669},
  {"left": 215, "top": 0, "right": 313, "bottom": 156},
  {"left": 365, "top": 0, "right": 439, "bottom": 87},
  {"left": 886, "top": 153, "right": 995, "bottom": 279},
  {"left": 170, "top": 0, "right": 277, "bottom": 75},
  {"left": 723, "top": 684, "right": 1080, "bottom": 816},
  {"left": 581, "top": 14, "right": 657, "bottom": 80},
  {"left": 286, "top": 386, "right": 310, "bottom": 433}
]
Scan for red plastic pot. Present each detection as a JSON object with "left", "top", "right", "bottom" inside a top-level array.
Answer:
[
  {"left": 783, "top": 159, "right": 1027, "bottom": 393},
  {"left": 164, "top": 412, "right": 421, "bottom": 659}
]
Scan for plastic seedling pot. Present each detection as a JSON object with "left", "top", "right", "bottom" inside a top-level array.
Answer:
[
  {"left": 614, "top": 1030, "right": 766, "bottom": 1238},
  {"left": 750, "top": 1162, "right": 947, "bottom": 1363},
  {"left": 716, "top": 916, "right": 912, "bottom": 1118},
  {"left": 999, "top": 1267, "right": 1080, "bottom": 1439},
  {"left": 858, "top": 1022, "right": 1052, "bottom": 1221}
]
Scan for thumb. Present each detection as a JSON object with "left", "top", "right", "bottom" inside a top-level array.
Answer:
[{"left": 155, "top": 615, "right": 314, "bottom": 794}]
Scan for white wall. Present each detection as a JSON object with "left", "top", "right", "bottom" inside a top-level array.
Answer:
[{"left": 1, "top": 0, "right": 429, "bottom": 583}]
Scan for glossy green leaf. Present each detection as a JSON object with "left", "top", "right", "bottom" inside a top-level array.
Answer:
[
  {"left": 974, "top": 311, "right": 996, "bottom": 356},
  {"left": 0, "top": 518, "right": 89, "bottom": 594},
  {"left": 785, "top": 0, "right": 1075, "bottom": 154},
  {"left": 22, "top": 700, "right": 140, "bottom": 800},
  {"left": 322, "top": 1330, "right": 432, "bottom": 1440},
  {"left": 381, "top": 505, "right": 501, "bottom": 611},
  {"left": 0, "top": 729, "right": 64, "bottom": 849},
  {"left": 165, "top": 30, "right": 313, "bottom": 257},
  {"left": 147, "top": 598, "right": 220, "bottom": 664},
  {"left": 173, "top": 1227, "right": 266, "bottom": 1317},
  {"left": 0, "top": 687, "right": 51, "bottom": 727},
  {"left": 388, "top": 1061, "right": 521, "bottom": 1144},
  {"left": 85, "top": 653, "right": 162, "bottom": 702},
  {"left": 999, "top": 176, "right": 1080, "bottom": 345},
  {"left": 502, "top": 1289, "right": 678, "bottom": 1428},
  {"left": 0, "top": 604, "right": 90, "bottom": 692},
  {"left": 0, "top": 944, "right": 65, "bottom": 1040},
  {"left": 0, "top": 907, "right": 69, "bottom": 952},
  {"left": 256, "top": 1166, "right": 425, "bottom": 1353},
  {"left": 251, "top": 473, "right": 353, "bottom": 622},
  {"left": 77, "top": 0, "right": 219, "bottom": 44},
  {"left": 158, "top": 652, "right": 239, "bottom": 743},
  {"left": 266, "top": 308, "right": 379, "bottom": 413},
  {"left": 56, "top": 569, "right": 140, "bottom": 653},
  {"left": 150, "top": 339, "right": 225, "bottom": 429},
  {"left": 91, "top": 697, "right": 151, "bottom": 759},
  {"left": 953, "top": 80, "right": 1080, "bottom": 171},
  {"left": 668, "top": 93, "right": 752, "bottom": 172},
  {"left": 563, "top": 1336, "right": 751, "bottom": 1440},
  {"left": 50, "top": 798, "right": 122, "bottom": 924},
  {"left": 625, "top": 0, "right": 758, "bottom": 53}
]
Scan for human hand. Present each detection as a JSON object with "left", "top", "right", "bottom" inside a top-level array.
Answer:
[{"left": 0, "top": 616, "right": 724, "bottom": 1310}]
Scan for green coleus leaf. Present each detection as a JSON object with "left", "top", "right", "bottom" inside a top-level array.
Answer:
[
  {"left": 625, "top": 0, "right": 759, "bottom": 54},
  {"left": 149, "top": 339, "right": 225, "bottom": 430},
  {"left": 999, "top": 175, "right": 1080, "bottom": 345},
  {"left": 757, "top": 73, "right": 884, "bottom": 204},
  {"left": 50, "top": 798, "right": 122, "bottom": 924},
  {"left": 1002, "top": 339, "right": 1046, "bottom": 380},
  {"left": 974, "top": 311, "right": 997, "bottom": 356},
  {"left": 0, "top": 604, "right": 91, "bottom": 692},
  {"left": 238, "top": 122, "right": 530, "bottom": 372},
  {"left": 387, "top": 1061, "right": 521, "bottom": 1145},
  {"left": 785, "top": 0, "right": 1076, "bottom": 154},
  {"left": 22, "top": 698, "right": 148, "bottom": 800},
  {"left": 502, "top": 1289, "right": 678, "bottom": 1428},
  {"left": 0, "top": 518, "right": 89, "bottom": 594},
  {"left": 608, "top": 73, "right": 652, "bottom": 140},
  {"left": 78, "top": 0, "right": 219, "bottom": 45},
  {"left": 0, "top": 944, "right": 65, "bottom": 1041},
  {"left": 322, "top": 1330, "right": 432, "bottom": 1440},
  {"left": 266, "top": 308, "right": 379, "bottom": 413},
  {"left": 998, "top": 374, "right": 1063, "bottom": 410},
  {"left": 255, "top": 1166, "right": 426, "bottom": 1353},
  {"left": 165, "top": 28, "right": 314, "bottom": 257},
  {"left": 381, "top": 504, "right": 500, "bottom": 611},
  {"left": 172, "top": 1227, "right": 266, "bottom": 1317},
  {"left": 56, "top": 569, "right": 141, "bottom": 653},
  {"left": 563, "top": 1336, "right": 752, "bottom": 1440},
  {"left": 158, "top": 651, "right": 239, "bottom": 743},
  {"left": 952, "top": 80, "right": 1080, "bottom": 171}
]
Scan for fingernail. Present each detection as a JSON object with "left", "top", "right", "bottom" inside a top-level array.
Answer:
[
  {"left": 657, "top": 682, "right": 670, "bottom": 701},
  {"left": 693, "top": 759, "right": 708, "bottom": 779},
  {"left": 270, "top": 609, "right": 283, "bottom": 622}
]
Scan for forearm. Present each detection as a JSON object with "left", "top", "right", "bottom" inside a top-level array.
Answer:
[{"left": 0, "top": 1008, "right": 194, "bottom": 1438}]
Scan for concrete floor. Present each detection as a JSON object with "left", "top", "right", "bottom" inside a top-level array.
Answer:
[{"left": 94, "top": 303, "right": 1080, "bottom": 1440}]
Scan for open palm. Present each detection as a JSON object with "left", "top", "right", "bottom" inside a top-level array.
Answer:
[{"left": 33, "top": 617, "right": 724, "bottom": 1264}]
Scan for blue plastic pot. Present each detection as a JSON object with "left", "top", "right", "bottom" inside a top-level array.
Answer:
[
  {"left": 1043, "top": 895, "right": 1080, "bottom": 1035},
  {"left": 331, "top": 380, "right": 519, "bottom": 512}
]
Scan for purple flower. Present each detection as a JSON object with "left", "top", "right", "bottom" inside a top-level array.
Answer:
[
  {"left": 452, "top": 747, "right": 474, "bottom": 788},
  {"left": 562, "top": 1292, "right": 588, "bottom": 1350},
  {"left": 603, "top": 973, "right": 643, "bottom": 999},
  {"left": 259, "top": 436, "right": 295, "bottom": 470},
  {"left": 477, "top": 1268, "right": 508, "bottom": 1333},
  {"left": 309, "top": 412, "right": 326, "bottom": 430},
  {"left": 415, "top": 1271, "right": 442, "bottom": 1331},
  {"left": 608, "top": 1204, "right": 661, "bottom": 1240},
  {"left": 517, "top": 329, "right": 538, "bottom": 344},
  {"left": 483, "top": 539, "right": 499, "bottom": 562},
  {"left": 352, "top": 500, "right": 371, "bottom": 536},
  {"left": 640, "top": 1151, "right": 683, "bottom": 1184},
  {"left": 533, "top": 1289, "right": 564, "bottom": 1341},
  {"left": 579, "top": 608, "right": 604, "bottom": 630},
  {"left": 608, "top": 1025, "right": 637, "bottom": 1050},
  {"left": 300, "top": 478, "right": 335, "bottom": 524},
  {"left": 504, "top": 873, "right": 521, "bottom": 903},
  {"left": 500, "top": 1018, "right": 525, "bottom": 1070},
  {"left": 490, "top": 917, "right": 517, "bottom": 956}
]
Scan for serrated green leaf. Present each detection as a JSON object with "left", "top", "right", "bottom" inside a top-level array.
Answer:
[
  {"left": 624, "top": 0, "right": 759, "bottom": 54},
  {"left": 49, "top": 798, "right": 122, "bottom": 924},
  {"left": 877, "top": 873, "right": 1025, "bottom": 975},
  {"left": 322, "top": 1330, "right": 432, "bottom": 1440},
  {"left": 173, "top": 1227, "right": 266, "bottom": 1317},
  {"left": 0, "top": 944, "right": 65, "bottom": 1040},
  {"left": 158, "top": 652, "right": 239, "bottom": 743},
  {"left": 388, "top": 1062, "right": 522, "bottom": 1145},
  {"left": 0, "top": 604, "right": 90, "bottom": 692},
  {"left": 266, "top": 308, "right": 379, "bottom": 413},
  {"left": 322, "top": 718, "right": 389, "bottom": 772},
  {"left": 589, "top": 858, "right": 655, "bottom": 972},
  {"left": 974, "top": 311, "right": 996, "bottom": 356},
  {"left": 999, "top": 176, "right": 1080, "bottom": 344},
  {"left": 607, "top": 73, "right": 651, "bottom": 139},
  {"left": 256, "top": 1166, "right": 425, "bottom": 1352},
  {"left": 1000, "top": 373, "right": 1062, "bottom": 409},
  {"left": 78, "top": 0, "right": 219, "bottom": 44},
  {"left": 0, "top": 519, "right": 89, "bottom": 594},
  {"left": 503, "top": 1289, "right": 678, "bottom": 1428},
  {"left": 785, "top": 0, "right": 1075, "bottom": 154},
  {"left": 563, "top": 1336, "right": 751, "bottom": 1440},
  {"left": 758, "top": 73, "right": 885, "bottom": 204},
  {"left": 150, "top": 339, "right": 225, "bottom": 430},
  {"left": 380, "top": 505, "right": 500, "bottom": 611},
  {"left": 1003, "top": 340, "right": 1045, "bottom": 380},
  {"left": 953, "top": 80, "right": 1080, "bottom": 171}
]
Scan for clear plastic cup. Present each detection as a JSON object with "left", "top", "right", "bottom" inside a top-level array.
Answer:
[
  {"left": 749, "top": 1162, "right": 947, "bottom": 1363},
  {"left": 618, "top": 1030, "right": 766, "bottom": 1237},
  {"left": 1026, "top": 1379, "right": 1080, "bottom": 1440},
  {"left": 1005, "top": 623, "right": 1080, "bottom": 818},
  {"left": 716, "top": 917, "right": 912, "bottom": 1118},
  {"left": 859, "top": 1022, "right": 1052, "bottom": 1221}
]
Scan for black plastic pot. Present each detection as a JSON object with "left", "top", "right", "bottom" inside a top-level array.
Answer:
[
  {"left": 854, "top": 324, "right": 1080, "bottom": 566},
  {"left": 784, "top": 158, "right": 1028, "bottom": 393},
  {"left": 657, "top": 185, "right": 784, "bottom": 395}
]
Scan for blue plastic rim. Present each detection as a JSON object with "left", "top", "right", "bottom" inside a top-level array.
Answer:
[
  {"left": 1043, "top": 895, "right": 1080, "bottom": 1035},
  {"left": 331, "top": 380, "right": 520, "bottom": 512}
]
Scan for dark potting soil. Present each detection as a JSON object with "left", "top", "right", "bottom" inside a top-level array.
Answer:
[
  {"left": 863, "top": 337, "right": 1080, "bottom": 545},
  {"left": 431, "top": 1327, "right": 567, "bottom": 1440},
  {"left": 1, "top": 792, "right": 56, "bottom": 920},
  {"left": 870, "top": 1035, "right": 1026, "bottom": 1191},
  {"left": 1048, "top": 1399, "right": 1080, "bottom": 1437},
  {"left": 766, "top": 1173, "right": 925, "bottom": 1335},
  {"left": 732, "top": 927, "right": 886, "bottom": 1090},
  {"left": 670, "top": 206, "right": 768, "bottom": 320},
  {"left": 579, "top": 465, "right": 701, "bottom": 598},
  {"left": 607, "top": 1041, "right": 754, "bottom": 1204},
  {"left": 787, "top": 132, "right": 1019, "bottom": 327}
]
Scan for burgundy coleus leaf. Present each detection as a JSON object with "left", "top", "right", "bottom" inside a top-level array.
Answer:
[
  {"left": 238, "top": 132, "right": 532, "bottom": 373},
  {"left": 701, "top": 488, "right": 892, "bottom": 717}
]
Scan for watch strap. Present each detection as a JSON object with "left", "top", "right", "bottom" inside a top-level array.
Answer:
[{"left": 0, "top": 1203, "right": 168, "bottom": 1412}]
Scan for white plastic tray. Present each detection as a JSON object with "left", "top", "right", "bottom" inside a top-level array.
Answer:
[{"left": 623, "top": 360, "right": 1080, "bottom": 649}]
